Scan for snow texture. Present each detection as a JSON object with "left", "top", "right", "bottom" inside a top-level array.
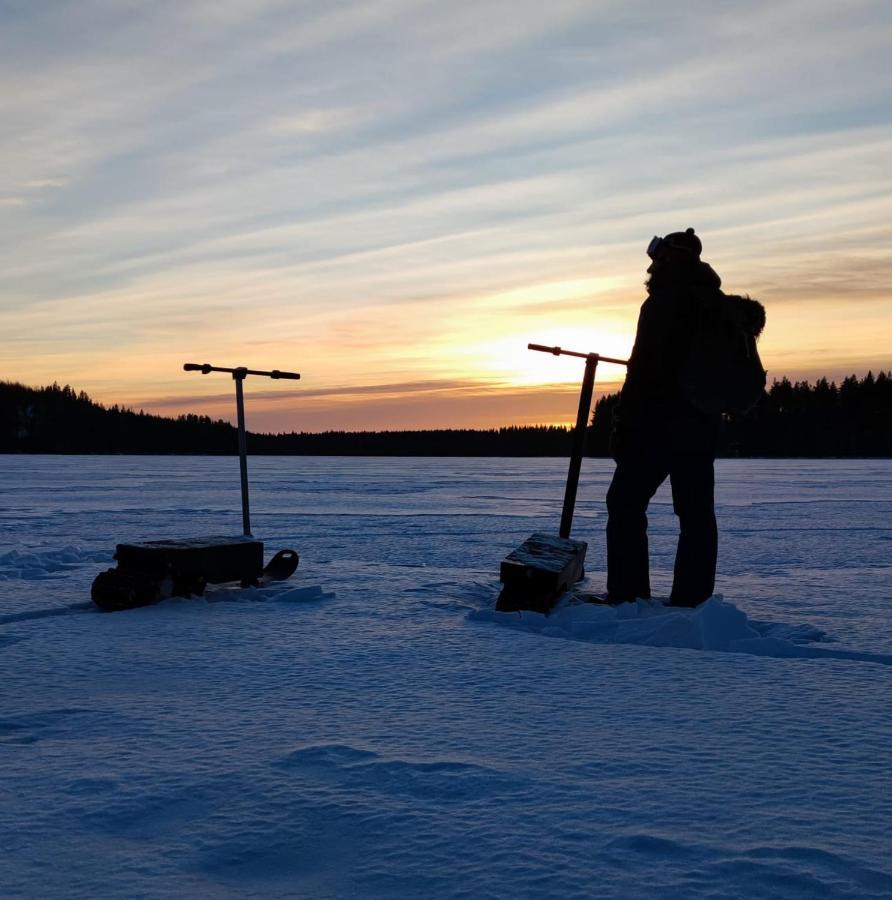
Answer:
[
  {"left": 502, "top": 532, "right": 586, "bottom": 572},
  {"left": 1, "top": 455, "right": 891, "bottom": 899}
]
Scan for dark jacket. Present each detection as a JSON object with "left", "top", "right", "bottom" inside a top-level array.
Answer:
[{"left": 614, "top": 260, "right": 732, "bottom": 455}]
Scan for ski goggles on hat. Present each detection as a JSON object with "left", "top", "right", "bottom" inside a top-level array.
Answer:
[
  {"left": 646, "top": 235, "right": 664, "bottom": 259},
  {"left": 648, "top": 231, "right": 700, "bottom": 259},
  {"left": 647, "top": 234, "right": 696, "bottom": 259}
]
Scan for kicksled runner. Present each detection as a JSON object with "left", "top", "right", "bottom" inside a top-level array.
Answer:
[{"left": 92, "top": 363, "right": 300, "bottom": 612}]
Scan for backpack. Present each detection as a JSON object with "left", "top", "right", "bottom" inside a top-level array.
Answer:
[{"left": 680, "top": 291, "right": 767, "bottom": 416}]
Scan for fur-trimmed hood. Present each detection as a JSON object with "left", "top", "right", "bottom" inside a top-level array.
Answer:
[
  {"left": 722, "top": 293, "right": 766, "bottom": 338},
  {"left": 649, "top": 259, "right": 766, "bottom": 338}
]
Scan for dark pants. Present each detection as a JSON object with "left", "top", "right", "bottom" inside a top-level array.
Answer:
[{"left": 606, "top": 450, "right": 717, "bottom": 605}]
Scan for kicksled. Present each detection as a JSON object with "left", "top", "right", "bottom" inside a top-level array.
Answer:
[
  {"left": 497, "top": 343, "right": 628, "bottom": 615},
  {"left": 91, "top": 363, "right": 301, "bottom": 612}
]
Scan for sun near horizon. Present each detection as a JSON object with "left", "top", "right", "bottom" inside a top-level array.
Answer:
[{"left": 2, "top": 2, "right": 890, "bottom": 432}]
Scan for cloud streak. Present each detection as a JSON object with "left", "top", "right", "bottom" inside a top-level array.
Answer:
[{"left": 139, "top": 377, "right": 623, "bottom": 432}]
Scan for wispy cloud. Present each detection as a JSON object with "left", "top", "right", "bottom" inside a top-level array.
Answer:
[{"left": 22, "top": 178, "right": 67, "bottom": 190}]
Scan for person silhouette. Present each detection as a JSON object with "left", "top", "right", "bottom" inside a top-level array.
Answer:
[{"left": 605, "top": 228, "right": 763, "bottom": 607}]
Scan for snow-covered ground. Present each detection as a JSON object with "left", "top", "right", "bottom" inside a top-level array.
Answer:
[{"left": 1, "top": 455, "right": 891, "bottom": 898}]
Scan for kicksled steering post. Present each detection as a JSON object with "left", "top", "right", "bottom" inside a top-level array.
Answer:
[{"left": 183, "top": 363, "right": 300, "bottom": 537}]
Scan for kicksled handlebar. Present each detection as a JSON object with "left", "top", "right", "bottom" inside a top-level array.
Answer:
[
  {"left": 184, "top": 363, "right": 300, "bottom": 380},
  {"left": 527, "top": 343, "right": 629, "bottom": 367}
]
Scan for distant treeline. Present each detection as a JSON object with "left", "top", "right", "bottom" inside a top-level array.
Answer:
[
  {"left": 589, "top": 372, "right": 892, "bottom": 457},
  {"left": 249, "top": 426, "right": 572, "bottom": 456},
  {"left": 0, "top": 381, "right": 238, "bottom": 454},
  {"left": 2, "top": 372, "right": 890, "bottom": 457},
  {"left": 0, "top": 380, "right": 571, "bottom": 456}
]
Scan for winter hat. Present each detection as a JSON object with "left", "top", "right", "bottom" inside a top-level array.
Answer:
[{"left": 664, "top": 227, "right": 702, "bottom": 258}]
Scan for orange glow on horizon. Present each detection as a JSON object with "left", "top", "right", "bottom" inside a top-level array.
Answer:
[{"left": 5, "top": 267, "right": 889, "bottom": 433}]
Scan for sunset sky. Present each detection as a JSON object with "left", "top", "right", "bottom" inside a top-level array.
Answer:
[{"left": 2, "top": 0, "right": 890, "bottom": 431}]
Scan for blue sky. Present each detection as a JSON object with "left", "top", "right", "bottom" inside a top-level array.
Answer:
[{"left": 2, "top": 0, "right": 890, "bottom": 429}]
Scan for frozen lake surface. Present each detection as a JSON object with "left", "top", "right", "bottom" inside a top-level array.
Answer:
[{"left": 1, "top": 455, "right": 891, "bottom": 898}]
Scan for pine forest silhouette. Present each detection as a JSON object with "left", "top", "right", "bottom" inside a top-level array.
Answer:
[{"left": 1, "top": 373, "right": 890, "bottom": 457}]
